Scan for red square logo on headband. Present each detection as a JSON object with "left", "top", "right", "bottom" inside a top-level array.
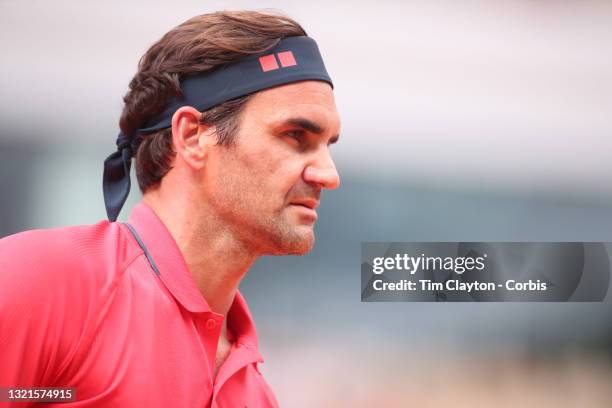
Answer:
[
  {"left": 259, "top": 54, "right": 279, "bottom": 72},
  {"left": 277, "top": 51, "right": 297, "bottom": 67}
]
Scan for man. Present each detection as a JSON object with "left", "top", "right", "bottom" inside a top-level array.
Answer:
[{"left": 0, "top": 10, "right": 340, "bottom": 407}]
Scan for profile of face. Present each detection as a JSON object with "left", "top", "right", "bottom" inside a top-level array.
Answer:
[{"left": 204, "top": 80, "right": 341, "bottom": 255}]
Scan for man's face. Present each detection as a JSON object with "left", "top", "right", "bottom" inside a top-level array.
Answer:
[{"left": 203, "top": 80, "right": 341, "bottom": 255}]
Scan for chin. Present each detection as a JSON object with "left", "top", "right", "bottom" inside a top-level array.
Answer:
[
  {"left": 286, "top": 237, "right": 315, "bottom": 256},
  {"left": 265, "top": 228, "right": 315, "bottom": 256}
]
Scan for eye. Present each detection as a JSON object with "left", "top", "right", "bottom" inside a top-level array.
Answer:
[
  {"left": 282, "top": 129, "right": 308, "bottom": 149},
  {"left": 284, "top": 129, "right": 305, "bottom": 140}
]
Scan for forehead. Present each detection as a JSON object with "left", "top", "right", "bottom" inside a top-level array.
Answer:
[{"left": 242, "top": 81, "right": 340, "bottom": 130}]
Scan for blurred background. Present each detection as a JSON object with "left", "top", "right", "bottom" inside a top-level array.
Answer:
[{"left": 1, "top": 0, "right": 612, "bottom": 406}]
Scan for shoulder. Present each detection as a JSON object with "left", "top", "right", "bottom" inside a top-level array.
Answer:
[
  {"left": 0, "top": 221, "right": 142, "bottom": 385},
  {"left": 0, "top": 221, "right": 141, "bottom": 320}
]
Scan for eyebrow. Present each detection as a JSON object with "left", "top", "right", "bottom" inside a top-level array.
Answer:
[{"left": 284, "top": 117, "right": 340, "bottom": 144}]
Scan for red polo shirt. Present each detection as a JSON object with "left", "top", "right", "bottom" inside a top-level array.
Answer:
[{"left": 0, "top": 202, "right": 279, "bottom": 407}]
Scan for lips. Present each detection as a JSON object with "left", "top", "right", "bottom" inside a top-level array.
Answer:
[
  {"left": 289, "top": 198, "right": 319, "bottom": 221},
  {"left": 290, "top": 198, "right": 319, "bottom": 210}
]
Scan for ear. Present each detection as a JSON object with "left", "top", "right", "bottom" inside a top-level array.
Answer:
[{"left": 171, "top": 106, "right": 214, "bottom": 170}]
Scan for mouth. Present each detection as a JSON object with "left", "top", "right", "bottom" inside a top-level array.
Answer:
[
  {"left": 290, "top": 198, "right": 319, "bottom": 210},
  {"left": 289, "top": 198, "right": 319, "bottom": 220}
]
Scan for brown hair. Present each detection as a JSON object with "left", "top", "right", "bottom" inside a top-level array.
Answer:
[{"left": 119, "top": 11, "right": 307, "bottom": 193}]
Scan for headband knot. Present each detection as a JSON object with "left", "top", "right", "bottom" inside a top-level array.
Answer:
[
  {"left": 116, "top": 133, "right": 132, "bottom": 151},
  {"left": 103, "top": 131, "right": 136, "bottom": 221}
]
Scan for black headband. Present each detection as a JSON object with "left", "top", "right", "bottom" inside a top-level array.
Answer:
[{"left": 103, "top": 36, "right": 333, "bottom": 221}]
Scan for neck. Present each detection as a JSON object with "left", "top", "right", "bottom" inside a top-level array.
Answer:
[{"left": 142, "top": 188, "right": 257, "bottom": 318}]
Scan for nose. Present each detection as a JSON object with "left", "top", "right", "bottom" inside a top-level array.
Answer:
[{"left": 303, "top": 149, "right": 340, "bottom": 190}]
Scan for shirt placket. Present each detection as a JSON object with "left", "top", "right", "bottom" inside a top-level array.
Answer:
[
  {"left": 210, "top": 341, "right": 264, "bottom": 405},
  {"left": 195, "top": 312, "right": 225, "bottom": 385}
]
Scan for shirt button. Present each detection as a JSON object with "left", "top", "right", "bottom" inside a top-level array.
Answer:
[{"left": 205, "top": 318, "right": 217, "bottom": 330}]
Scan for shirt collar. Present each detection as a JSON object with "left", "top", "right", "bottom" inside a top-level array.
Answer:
[{"left": 127, "top": 201, "right": 260, "bottom": 348}]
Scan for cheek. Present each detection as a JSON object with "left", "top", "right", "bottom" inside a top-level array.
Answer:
[
  {"left": 236, "top": 145, "right": 303, "bottom": 194},
  {"left": 240, "top": 142, "right": 279, "bottom": 173}
]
